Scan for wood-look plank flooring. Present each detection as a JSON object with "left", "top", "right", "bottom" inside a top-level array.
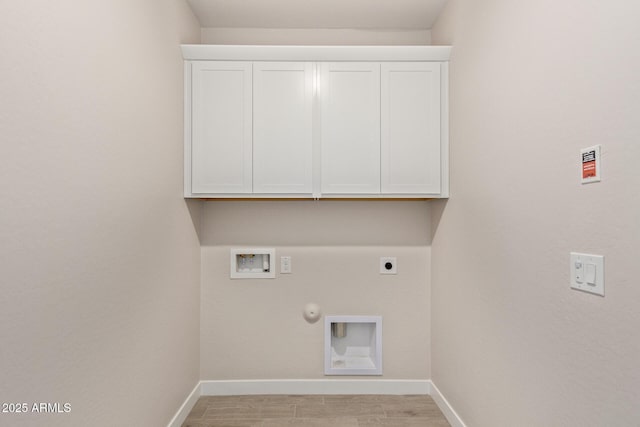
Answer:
[{"left": 182, "top": 395, "right": 451, "bottom": 427}]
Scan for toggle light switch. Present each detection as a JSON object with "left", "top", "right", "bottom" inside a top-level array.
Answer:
[{"left": 570, "top": 252, "right": 604, "bottom": 296}]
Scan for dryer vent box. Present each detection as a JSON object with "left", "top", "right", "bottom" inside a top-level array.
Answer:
[{"left": 230, "top": 248, "right": 276, "bottom": 279}]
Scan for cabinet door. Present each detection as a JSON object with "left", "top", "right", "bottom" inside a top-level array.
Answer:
[
  {"left": 320, "top": 63, "right": 381, "bottom": 194},
  {"left": 381, "top": 62, "right": 441, "bottom": 194},
  {"left": 191, "top": 61, "right": 252, "bottom": 194},
  {"left": 253, "top": 62, "right": 313, "bottom": 194}
]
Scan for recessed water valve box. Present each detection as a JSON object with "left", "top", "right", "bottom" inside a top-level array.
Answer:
[{"left": 230, "top": 248, "right": 276, "bottom": 279}]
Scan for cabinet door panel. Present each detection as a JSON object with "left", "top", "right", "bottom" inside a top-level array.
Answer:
[
  {"left": 320, "top": 63, "right": 380, "bottom": 194},
  {"left": 381, "top": 62, "right": 441, "bottom": 194},
  {"left": 253, "top": 62, "right": 313, "bottom": 194},
  {"left": 191, "top": 61, "right": 252, "bottom": 194}
]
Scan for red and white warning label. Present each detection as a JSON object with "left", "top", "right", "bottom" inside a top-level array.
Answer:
[{"left": 581, "top": 145, "right": 601, "bottom": 184}]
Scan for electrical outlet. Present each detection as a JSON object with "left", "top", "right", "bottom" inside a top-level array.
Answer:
[
  {"left": 281, "top": 256, "right": 292, "bottom": 274},
  {"left": 380, "top": 257, "right": 397, "bottom": 275}
]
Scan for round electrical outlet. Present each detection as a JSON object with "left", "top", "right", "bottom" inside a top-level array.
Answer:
[{"left": 380, "top": 257, "right": 397, "bottom": 274}]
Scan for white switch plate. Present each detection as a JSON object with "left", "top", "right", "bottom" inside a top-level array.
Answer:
[
  {"left": 280, "top": 256, "right": 292, "bottom": 274},
  {"left": 380, "top": 257, "right": 397, "bottom": 275},
  {"left": 570, "top": 252, "right": 604, "bottom": 296}
]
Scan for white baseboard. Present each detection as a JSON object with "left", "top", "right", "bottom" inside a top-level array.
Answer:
[
  {"left": 429, "top": 380, "right": 467, "bottom": 427},
  {"left": 200, "top": 379, "right": 431, "bottom": 396},
  {"left": 168, "top": 379, "right": 465, "bottom": 427},
  {"left": 167, "top": 382, "right": 201, "bottom": 427}
]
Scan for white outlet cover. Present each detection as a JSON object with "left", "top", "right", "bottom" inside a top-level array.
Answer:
[
  {"left": 281, "top": 256, "right": 292, "bottom": 274},
  {"left": 570, "top": 252, "right": 604, "bottom": 296},
  {"left": 380, "top": 257, "right": 397, "bottom": 275}
]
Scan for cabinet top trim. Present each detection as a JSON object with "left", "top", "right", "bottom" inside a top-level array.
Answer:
[{"left": 181, "top": 45, "right": 452, "bottom": 62}]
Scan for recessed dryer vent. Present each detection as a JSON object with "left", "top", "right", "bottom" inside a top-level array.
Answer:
[
  {"left": 230, "top": 248, "right": 275, "bottom": 279},
  {"left": 325, "top": 315, "right": 382, "bottom": 376}
]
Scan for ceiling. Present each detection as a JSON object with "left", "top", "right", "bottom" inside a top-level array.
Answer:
[{"left": 186, "top": 0, "right": 448, "bottom": 30}]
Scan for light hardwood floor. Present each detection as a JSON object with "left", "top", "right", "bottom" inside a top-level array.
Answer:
[{"left": 182, "top": 394, "right": 451, "bottom": 427}]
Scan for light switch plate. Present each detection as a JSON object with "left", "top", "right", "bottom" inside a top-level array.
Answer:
[{"left": 570, "top": 252, "right": 604, "bottom": 296}]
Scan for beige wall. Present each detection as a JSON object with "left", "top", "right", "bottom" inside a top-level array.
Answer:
[
  {"left": 0, "top": 1, "right": 201, "bottom": 426},
  {"left": 200, "top": 201, "right": 431, "bottom": 380},
  {"left": 198, "top": 26, "right": 434, "bottom": 381},
  {"left": 431, "top": 1, "right": 640, "bottom": 426},
  {"left": 201, "top": 27, "right": 431, "bottom": 45}
]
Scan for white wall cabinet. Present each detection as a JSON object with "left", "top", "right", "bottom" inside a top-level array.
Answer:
[
  {"left": 320, "top": 63, "right": 381, "bottom": 194},
  {"left": 381, "top": 62, "right": 442, "bottom": 194},
  {"left": 190, "top": 61, "right": 252, "bottom": 194},
  {"left": 183, "top": 46, "right": 451, "bottom": 199},
  {"left": 253, "top": 62, "right": 314, "bottom": 194}
]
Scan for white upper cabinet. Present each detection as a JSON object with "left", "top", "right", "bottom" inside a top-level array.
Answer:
[
  {"left": 183, "top": 46, "right": 450, "bottom": 199},
  {"left": 190, "top": 61, "right": 252, "bottom": 194},
  {"left": 320, "top": 63, "right": 381, "bottom": 194},
  {"left": 381, "top": 62, "right": 441, "bottom": 194},
  {"left": 253, "top": 62, "right": 314, "bottom": 194}
]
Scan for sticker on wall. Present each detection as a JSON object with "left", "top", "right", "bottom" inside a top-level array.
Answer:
[{"left": 581, "top": 145, "right": 601, "bottom": 184}]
